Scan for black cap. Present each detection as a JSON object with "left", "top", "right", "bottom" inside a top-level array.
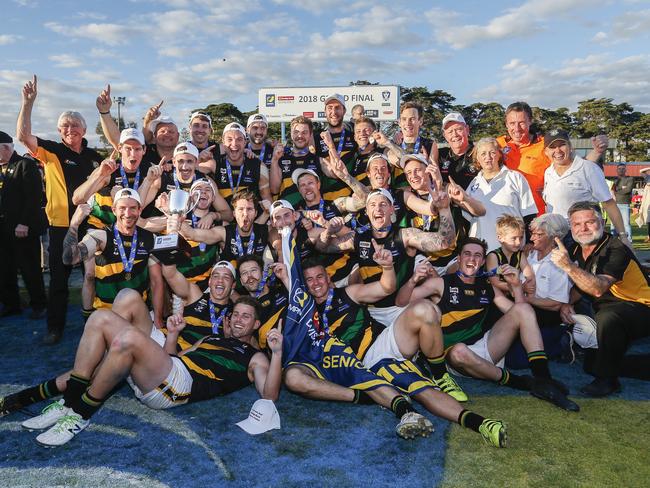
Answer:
[
  {"left": 543, "top": 129, "right": 570, "bottom": 149},
  {"left": 0, "top": 131, "right": 13, "bottom": 144}
]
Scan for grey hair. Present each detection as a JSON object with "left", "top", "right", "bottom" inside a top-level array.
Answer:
[
  {"left": 57, "top": 111, "right": 87, "bottom": 129},
  {"left": 530, "top": 213, "right": 570, "bottom": 239},
  {"left": 567, "top": 201, "right": 603, "bottom": 219}
]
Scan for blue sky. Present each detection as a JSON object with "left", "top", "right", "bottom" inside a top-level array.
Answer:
[{"left": 1, "top": 0, "right": 649, "bottom": 146}]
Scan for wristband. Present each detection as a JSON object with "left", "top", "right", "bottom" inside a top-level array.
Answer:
[{"left": 99, "top": 111, "right": 110, "bottom": 115}]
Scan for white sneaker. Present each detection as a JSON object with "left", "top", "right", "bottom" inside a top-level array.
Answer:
[
  {"left": 35, "top": 412, "right": 89, "bottom": 447},
  {"left": 22, "top": 400, "right": 69, "bottom": 431},
  {"left": 396, "top": 412, "right": 434, "bottom": 439}
]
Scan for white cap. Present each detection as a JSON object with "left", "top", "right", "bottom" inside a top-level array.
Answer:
[
  {"left": 324, "top": 93, "right": 345, "bottom": 108},
  {"left": 398, "top": 153, "right": 429, "bottom": 169},
  {"left": 211, "top": 260, "right": 236, "bottom": 279},
  {"left": 442, "top": 112, "right": 466, "bottom": 129},
  {"left": 366, "top": 188, "right": 394, "bottom": 206},
  {"left": 236, "top": 399, "right": 281, "bottom": 435},
  {"left": 119, "top": 128, "right": 145, "bottom": 145},
  {"left": 291, "top": 168, "right": 320, "bottom": 186},
  {"left": 148, "top": 115, "right": 177, "bottom": 134},
  {"left": 247, "top": 113, "right": 268, "bottom": 127},
  {"left": 270, "top": 199, "right": 294, "bottom": 218},
  {"left": 223, "top": 122, "right": 247, "bottom": 138},
  {"left": 366, "top": 153, "right": 389, "bottom": 169},
  {"left": 190, "top": 177, "right": 214, "bottom": 193},
  {"left": 113, "top": 188, "right": 142, "bottom": 206},
  {"left": 173, "top": 142, "right": 199, "bottom": 159},
  {"left": 189, "top": 111, "right": 212, "bottom": 125},
  {"left": 571, "top": 314, "right": 598, "bottom": 349}
]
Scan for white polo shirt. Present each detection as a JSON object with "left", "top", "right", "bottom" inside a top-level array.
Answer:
[
  {"left": 543, "top": 156, "right": 612, "bottom": 218},
  {"left": 527, "top": 250, "right": 571, "bottom": 303},
  {"left": 464, "top": 166, "right": 538, "bottom": 252}
]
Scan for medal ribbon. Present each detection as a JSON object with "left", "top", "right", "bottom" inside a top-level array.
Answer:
[
  {"left": 209, "top": 301, "right": 229, "bottom": 334},
  {"left": 190, "top": 212, "right": 207, "bottom": 252},
  {"left": 113, "top": 225, "right": 138, "bottom": 274},
  {"left": 225, "top": 158, "right": 244, "bottom": 194},
  {"left": 235, "top": 227, "right": 256, "bottom": 256},
  {"left": 319, "top": 288, "right": 335, "bottom": 334},
  {"left": 119, "top": 165, "right": 140, "bottom": 191},
  {"left": 402, "top": 135, "right": 421, "bottom": 154}
]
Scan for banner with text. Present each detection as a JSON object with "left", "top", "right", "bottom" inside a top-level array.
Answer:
[{"left": 258, "top": 85, "right": 400, "bottom": 123}]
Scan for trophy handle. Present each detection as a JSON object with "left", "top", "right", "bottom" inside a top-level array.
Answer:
[{"left": 187, "top": 189, "right": 202, "bottom": 214}]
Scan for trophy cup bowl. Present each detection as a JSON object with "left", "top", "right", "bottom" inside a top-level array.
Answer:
[{"left": 153, "top": 189, "right": 200, "bottom": 264}]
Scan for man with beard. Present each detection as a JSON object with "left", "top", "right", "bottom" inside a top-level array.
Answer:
[
  {"left": 437, "top": 112, "right": 478, "bottom": 190},
  {"left": 270, "top": 115, "right": 323, "bottom": 206},
  {"left": 396, "top": 238, "right": 580, "bottom": 412},
  {"left": 246, "top": 113, "right": 273, "bottom": 169},
  {"left": 551, "top": 201, "right": 650, "bottom": 397},
  {"left": 317, "top": 94, "right": 358, "bottom": 200},
  {"left": 318, "top": 188, "right": 455, "bottom": 326},
  {"left": 187, "top": 112, "right": 220, "bottom": 168},
  {"left": 177, "top": 190, "right": 269, "bottom": 267},
  {"left": 17, "top": 75, "right": 103, "bottom": 344},
  {"left": 213, "top": 122, "right": 272, "bottom": 212},
  {"left": 348, "top": 116, "right": 380, "bottom": 186}
]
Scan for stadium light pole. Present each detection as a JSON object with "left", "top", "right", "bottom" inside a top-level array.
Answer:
[{"left": 114, "top": 96, "right": 126, "bottom": 131}]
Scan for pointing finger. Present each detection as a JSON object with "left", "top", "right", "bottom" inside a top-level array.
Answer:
[{"left": 554, "top": 237, "right": 567, "bottom": 251}]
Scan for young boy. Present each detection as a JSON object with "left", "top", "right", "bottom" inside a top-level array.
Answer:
[{"left": 486, "top": 215, "right": 535, "bottom": 297}]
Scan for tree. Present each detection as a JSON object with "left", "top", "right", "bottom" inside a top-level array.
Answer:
[
  {"left": 192, "top": 103, "right": 245, "bottom": 142},
  {"left": 532, "top": 107, "right": 572, "bottom": 134},
  {"left": 573, "top": 98, "right": 634, "bottom": 137},
  {"left": 462, "top": 102, "right": 506, "bottom": 140}
]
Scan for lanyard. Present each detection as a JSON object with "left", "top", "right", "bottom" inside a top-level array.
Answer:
[
  {"left": 225, "top": 159, "right": 244, "bottom": 193},
  {"left": 209, "top": 301, "right": 229, "bottom": 334},
  {"left": 235, "top": 226, "right": 256, "bottom": 256},
  {"left": 402, "top": 135, "right": 421, "bottom": 153},
  {"left": 249, "top": 143, "right": 266, "bottom": 163},
  {"left": 319, "top": 288, "right": 335, "bottom": 334},
  {"left": 119, "top": 165, "right": 140, "bottom": 191},
  {"left": 254, "top": 265, "right": 276, "bottom": 298},
  {"left": 334, "top": 129, "right": 346, "bottom": 156},
  {"left": 113, "top": 225, "right": 138, "bottom": 275},
  {"left": 190, "top": 212, "right": 207, "bottom": 252},
  {"left": 173, "top": 169, "right": 195, "bottom": 189}
]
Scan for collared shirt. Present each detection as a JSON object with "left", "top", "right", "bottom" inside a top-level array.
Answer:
[
  {"left": 528, "top": 250, "right": 571, "bottom": 303},
  {"left": 464, "top": 166, "right": 538, "bottom": 252},
  {"left": 543, "top": 155, "right": 611, "bottom": 218}
]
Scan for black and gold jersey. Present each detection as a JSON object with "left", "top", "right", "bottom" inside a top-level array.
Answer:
[
  {"left": 392, "top": 136, "right": 434, "bottom": 188},
  {"left": 276, "top": 150, "right": 321, "bottom": 206},
  {"left": 176, "top": 211, "right": 219, "bottom": 289},
  {"left": 212, "top": 155, "right": 262, "bottom": 204},
  {"left": 316, "top": 128, "right": 358, "bottom": 200},
  {"left": 177, "top": 292, "right": 233, "bottom": 350},
  {"left": 220, "top": 222, "right": 269, "bottom": 267},
  {"left": 254, "top": 285, "right": 288, "bottom": 351}
]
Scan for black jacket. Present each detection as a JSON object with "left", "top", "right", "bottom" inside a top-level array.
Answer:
[{"left": 0, "top": 151, "right": 47, "bottom": 236}]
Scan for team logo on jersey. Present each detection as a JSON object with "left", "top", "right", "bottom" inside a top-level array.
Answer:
[
  {"left": 449, "top": 286, "right": 459, "bottom": 305},
  {"left": 63, "top": 159, "right": 78, "bottom": 166},
  {"left": 471, "top": 182, "right": 480, "bottom": 192},
  {"left": 194, "top": 298, "right": 208, "bottom": 313},
  {"left": 464, "top": 289, "right": 475, "bottom": 296},
  {"left": 441, "top": 160, "right": 450, "bottom": 170}
]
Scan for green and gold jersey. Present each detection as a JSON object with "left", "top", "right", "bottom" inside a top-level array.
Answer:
[
  {"left": 254, "top": 285, "right": 288, "bottom": 351},
  {"left": 177, "top": 292, "right": 232, "bottom": 350}
]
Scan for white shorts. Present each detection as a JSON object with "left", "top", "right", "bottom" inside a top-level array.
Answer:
[
  {"left": 368, "top": 305, "right": 405, "bottom": 328},
  {"left": 128, "top": 356, "right": 193, "bottom": 409},
  {"left": 362, "top": 324, "right": 406, "bottom": 370},
  {"left": 149, "top": 324, "right": 166, "bottom": 347},
  {"left": 447, "top": 330, "right": 505, "bottom": 377}
]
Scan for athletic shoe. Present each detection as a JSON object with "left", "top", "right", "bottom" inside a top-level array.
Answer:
[
  {"left": 396, "top": 412, "right": 434, "bottom": 439},
  {"left": 531, "top": 378, "right": 580, "bottom": 412},
  {"left": 479, "top": 419, "right": 507, "bottom": 448},
  {"left": 434, "top": 373, "right": 469, "bottom": 402},
  {"left": 22, "top": 400, "right": 69, "bottom": 431},
  {"left": 36, "top": 412, "right": 89, "bottom": 447}
]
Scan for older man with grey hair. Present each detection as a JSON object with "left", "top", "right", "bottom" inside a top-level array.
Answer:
[{"left": 17, "top": 75, "right": 103, "bottom": 344}]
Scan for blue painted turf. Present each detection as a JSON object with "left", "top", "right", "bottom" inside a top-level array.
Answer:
[{"left": 1, "top": 308, "right": 649, "bottom": 487}]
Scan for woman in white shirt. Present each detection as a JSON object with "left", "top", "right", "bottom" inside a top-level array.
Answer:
[{"left": 464, "top": 137, "right": 538, "bottom": 252}]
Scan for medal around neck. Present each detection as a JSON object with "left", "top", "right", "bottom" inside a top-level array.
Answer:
[{"left": 153, "top": 189, "right": 199, "bottom": 264}]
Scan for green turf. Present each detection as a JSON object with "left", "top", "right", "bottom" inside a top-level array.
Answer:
[{"left": 443, "top": 396, "right": 650, "bottom": 488}]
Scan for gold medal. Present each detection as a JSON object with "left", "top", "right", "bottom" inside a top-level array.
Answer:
[{"left": 125, "top": 272, "right": 132, "bottom": 281}]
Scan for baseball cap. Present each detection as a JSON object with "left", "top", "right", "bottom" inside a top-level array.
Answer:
[
  {"left": 173, "top": 142, "right": 199, "bottom": 159},
  {"left": 270, "top": 199, "right": 295, "bottom": 218},
  {"left": 211, "top": 260, "right": 236, "bottom": 279},
  {"left": 189, "top": 112, "right": 212, "bottom": 125},
  {"left": 119, "top": 128, "right": 145, "bottom": 145},
  {"left": 543, "top": 129, "right": 570, "bottom": 148},
  {"left": 291, "top": 168, "right": 320, "bottom": 186},
  {"left": 366, "top": 188, "right": 394, "bottom": 206},
  {"left": 190, "top": 177, "right": 214, "bottom": 193},
  {"left": 113, "top": 188, "right": 142, "bottom": 206},
  {"left": 366, "top": 153, "right": 389, "bottom": 169},
  {"left": 148, "top": 115, "right": 176, "bottom": 134},
  {"left": 0, "top": 131, "right": 13, "bottom": 144},
  {"left": 247, "top": 113, "right": 268, "bottom": 127},
  {"left": 236, "top": 399, "right": 281, "bottom": 435},
  {"left": 223, "top": 122, "right": 247, "bottom": 137},
  {"left": 442, "top": 112, "right": 466, "bottom": 129},
  {"left": 324, "top": 93, "right": 346, "bottom": 108},
  {"left": 398, "top": 153, "right": 429, "bottom": 169}
]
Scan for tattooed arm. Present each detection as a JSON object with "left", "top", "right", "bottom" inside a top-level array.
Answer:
[
  {"left": 400, "top": 206, "right": 456, "bottom": 254},
  {"left": 314, "top": 217, "right": 356, "bottom": 253},
  {"left": 63, "top": 228, "right": 105, "bottom": 266}
]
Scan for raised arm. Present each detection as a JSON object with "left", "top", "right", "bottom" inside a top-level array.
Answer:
[
  {"left": 161, "top": 262, "right": 202, "bottom": 303},
  {"left": 314, "top": 217, "right": 356, "bottom": 253},
  {"left": 269, "top": 143, "right": 284, "bottom": 195},
  {"left": 346, "top": 241, "right": 396, "bottom": 304},
  {"left": 72, "top": 152, "right": 117, "bottom": 205},
  {"left": 142, "top": 100, "right": 164, "bottom": 145},
  {"left": 17, "top": 75, "right": 38, "bottom": 153},
  {"left": 96, "top": 84, "right": 120, "bottom": 149},
  {"left": 249, "top": 327, "right": 283, "bottom": 401}
]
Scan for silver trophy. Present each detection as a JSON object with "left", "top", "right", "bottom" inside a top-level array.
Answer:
[{"left": 153, "top": 189, "right": 201, "bottom": 264}]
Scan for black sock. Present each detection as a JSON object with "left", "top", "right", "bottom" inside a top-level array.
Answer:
[
  {"left": 0, "top": 378, "right": 61, "bottom": 414},
  {"left": 528, "top": 351, "right": 550, "bottom": 379},
  {"left": 458, "top": 409, "right": 485, "bottom": 433},
  {"left": 352, "top": 390, "right": 375, "bottom": 405},
  {"left": 81, "top": 309, "right": 94, "bottom": 323},
  {"left": 74, "top": 390, "right": 105, "bottom": 420},
  {"left": 390, "top": 396, "right": 415, "bottom": 419},
  {"left": 498, "top": 368, "right": 532, "bottom": 390},
  {"left": 62, "top": 373, "right": 90, "bottom": 411},
  {"left": 426, "top": 354, "right": 447, "bottom": 379}
]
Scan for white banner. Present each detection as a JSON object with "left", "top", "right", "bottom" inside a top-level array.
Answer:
[{"left": 258, "top": 85, "right": 400, "bottom": 123}]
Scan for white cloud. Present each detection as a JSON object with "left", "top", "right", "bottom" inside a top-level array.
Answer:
[
  {"left": 593, "top": 9, "right": 650, "bottom": 44},
  {"left": 49, "top": 54, "right": 83, "bottom": 68},
  {"left": 428, "top": 0, "right": 602, "bottom": 49},
  {"left": 45, "top": 21, "right": 139, "bottom": 45},
  {"left": 0, "top": 34, "right": 21, "bottom": 45}
]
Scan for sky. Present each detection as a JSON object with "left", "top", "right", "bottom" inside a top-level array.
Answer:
[{"left": 1, "top": 0, "right": 649, "bottom": 147}]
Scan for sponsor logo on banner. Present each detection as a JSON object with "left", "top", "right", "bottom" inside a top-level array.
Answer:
[
  {"left": 278, "top": 96, "right": 294, "bottom": 103},
  {"left": 366, "top": 110, "right": 379, "bottom": 117},
  {"left": 382, "top": 91, "right": 390, "bottom": 101},
  {"left": 383, "top": 111, "right": 393, "bottom": 115},
  {"left": 303, "top": 112, "right": 314, "bottom": 118},
  {"left": 318, "top": 111, "right": 325, "bottom": 118},
  {"left": 265, "top": 94, "right": 275, "bottom": 107}
]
